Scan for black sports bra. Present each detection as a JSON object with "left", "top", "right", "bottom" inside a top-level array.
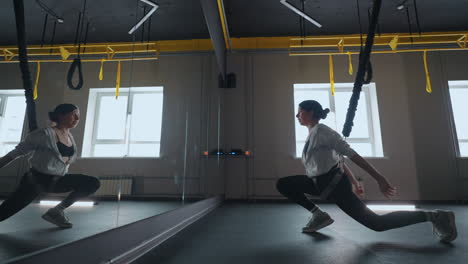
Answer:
[{"left": 57, "top": 141, "right": 75, "bottom": 157}]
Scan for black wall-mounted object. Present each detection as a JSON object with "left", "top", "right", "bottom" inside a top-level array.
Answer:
[
  {"left": 219, "top": 73, "right": 236, "bottom": 88},
  {"left": 204, "top": 148, "right": 251, "bottom": 157}
]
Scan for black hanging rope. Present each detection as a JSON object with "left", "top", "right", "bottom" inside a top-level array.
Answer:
[
  {"left": 357, "top": 1, "right": 373, "bottom": 85},
  {"left": 73, "top": 12, "right": 82, "bottom": 46},
  {"left": 40, "top": 13, "right": 48, "bottom": 47},
  {"left": 49, "top": 20, "right": 57, "bottom": 54},
  {"left": 146, "top": 15, "right": 152, "bottom": 50},
  {"left": 367, "top": 7, "right": 381, "bottom": 37},
  {"left": 301, "top": 0, "right": 306, "bottom": 39},
  {"left": 413, "top": 0, "right": 422, "bottom": 35},
  {"left": 82, "top": 21, "right": 90, "bottom": 53},
  {"left": 13, "top": 0, "right": 38, "bottom": 132},
  {"left": 342, "top": 0, "right": 382, "bottom": 137},
  {"left": 141, "top": 5, "right": 147, "bottom": 42},
  {"left": 356, "top": 0, "right": 363, "bottom": 47},
  {"left": 67, "top": 0, "right": 87, "bottom": 90},
  {"left": 406, "top": 6, "right": 413, "bottom": 45}
]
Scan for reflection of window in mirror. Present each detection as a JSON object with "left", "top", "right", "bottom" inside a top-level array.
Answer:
[
  {"left": 0, "top": 90, "right": 27, "bottom": 156},
  {"left": 82, "top": 87, "right": 164, "bottom": 158},
  {"left": 293, "top": 83, "right": 383, "bottom": 158},
  {"left": 448, "top": 81, "right": 468, "bottom": 157}
]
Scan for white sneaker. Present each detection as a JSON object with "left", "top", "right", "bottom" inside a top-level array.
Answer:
[
  {"left": 42, "top": 208, "right": 73, "bottom": 228},
  {"left": 431, "top": 210, "right": 457, "bottom": 243},
  {"left": 302, "top": 211, "right": 334, "bottom": 233}
]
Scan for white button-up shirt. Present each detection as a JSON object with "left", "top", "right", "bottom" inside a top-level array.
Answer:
[{"left": 302, "top": 123, "right": 357, "bottom": 177}]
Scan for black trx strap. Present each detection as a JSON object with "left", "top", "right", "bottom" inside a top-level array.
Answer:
[
  {"left": 141, "top": 5, "right": 147, "bottom": 43},
  {"left": 406, "top": 6, "right": 414, "bottom": 45},
  {"left": 413, "top": 0, "right": 422, "bottom": 35},
  {"left": 67, "top": 0, "right": 87, "bottom": 90},
  {"left": 342, "top": 0, "right": 382, "bottom": 137},
  {"left": 146, "top": 14, "right": 152, "bottom": 51},
  {"left": 40, "top": 13, "right": 48, "bottom": 47},
  {"left": 49, "top": 20, "right": 57, "bottom": 54},
  {"left": 356, "top": 0, "right": 373, "bottom": 85},
  {"left": 13, "top": 0, "right": 38, "bottom": 132}
]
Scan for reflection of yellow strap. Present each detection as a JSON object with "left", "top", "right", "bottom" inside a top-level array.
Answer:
[
  {"left": 99, "top": 60, "right": 104, "bottom": 80},
  {"left": 34, "top": 62, "right": 40, "bottom": 100},
  {"left": 347, "top": 52, "right": 353, "bottom": 75},
  {"left": 329, "top": 55, "right": 335, "bottom": 96},
  {"left": 423, "top": 50, "right": 432, "bottom": 93},
  {"left": 389, "top": 36, "right": 399, "bottom": 51},
  {"left": 115, "top": 61, "right": 121, "bottom": 99}
]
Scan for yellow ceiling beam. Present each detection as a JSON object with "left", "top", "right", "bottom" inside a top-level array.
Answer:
[{"left": 1, "top": 31, "right": 468, "bottom": 63}]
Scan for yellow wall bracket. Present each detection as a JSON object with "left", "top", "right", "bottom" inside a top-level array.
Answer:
[
  {"left": 3, "top": 49, "right": 15, "bottom": 61},
  {"left": 337, "top": 38, "right": 345, "bottom": 53},
  {"left": 107, "top": 46, "right": 116, "bottom": 60},
  {"left": 456, "top": 35, "right": 467, "bottom": 49}
]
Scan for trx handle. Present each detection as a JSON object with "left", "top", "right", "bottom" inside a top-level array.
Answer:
[
  {"left": 342, "top": 0, "right": 382, "bottom": 138},
  {"left": 67, "top": 57, "right": 84, "bottom": 90},
  {"left": 13, "top": 0, "right": 38, "bottom": 132}
]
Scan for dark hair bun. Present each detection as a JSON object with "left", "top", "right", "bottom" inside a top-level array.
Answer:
[
  {"left": 49, "top": 104, "right": 78, "bottom": 123},
  {"left": 48, "top": 112, "right": 59, "bottom": 122},
  {"left": 321, "top": 108, "right": 330, "bottom": 119}
]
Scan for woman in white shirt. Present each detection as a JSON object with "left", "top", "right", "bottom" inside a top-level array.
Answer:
[
  {"left": 276, "top": 100, "right": 457, "bottom": 243},
  {"left": 0, "top": 104, "right": 100, "bottom": 228}
]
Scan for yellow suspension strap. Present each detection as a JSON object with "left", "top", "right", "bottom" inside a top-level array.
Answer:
[
  {"left": 99, "top": 59, "right": 104, "bottom": 80},
  {"left": 423, "top": 50, "right": 432, "bottom": 93},
  {"left": 115, "top": 61, "right": 121, "bottom": 99},
  {"left": 33, "top": 61, "right": 40, "bottom": 100},
  {"left": 329, "top": 55, "right": 335, "bottom": 96},
  {"left": 347, "top": 52, "right": 353, "bottom": 75},
  {"left": 60, "top": 47, "right": 71, "bottom": 61}
]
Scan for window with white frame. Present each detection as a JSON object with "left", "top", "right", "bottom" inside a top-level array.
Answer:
[
  {"left": 294, "top": 83, "right": 383, "bottom": 158},
  {"left": 82, "top": 87, "right": 163, "bottom": 158},
  {"left": 448, "top": 81, "right": 468, "bottom": 157},
  {"left": 0, "top": 91, "right": 27, "bottom": 156}
]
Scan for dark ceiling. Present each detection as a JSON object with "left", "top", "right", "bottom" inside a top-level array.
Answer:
[{"left": 1, "top": 0, "right": 468, "bottom": 46}]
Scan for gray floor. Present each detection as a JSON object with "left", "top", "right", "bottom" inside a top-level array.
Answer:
[
  {"left": 0, "top": 200, "right": 183, "bottom": 263},
  {"left": 134, "top": 202, "right": 468, "bottom": 264}
]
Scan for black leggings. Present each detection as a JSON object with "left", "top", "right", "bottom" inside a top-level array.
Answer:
[
  {"left": 276, "top": 174, "right": 427, "bottom": 232},
  {"left": 0, "top": 169, "right": 100, "bottom": 221}
]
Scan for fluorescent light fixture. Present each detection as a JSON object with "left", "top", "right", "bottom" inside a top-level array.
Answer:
[
  {"left": 128, "top": 0, "right": 159, "bottom": 35},
  {"left": 396, "top": 0, "right": 408, "bottom": 10},
  {"left": 280, "top": 0, "right": 322, "bottom": 28},
  {"left": 367, "top": 204, "right": 416, "bottom": 211},
  {"left": 40, "top": 200, "right": 94, "bottom": 207}
]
